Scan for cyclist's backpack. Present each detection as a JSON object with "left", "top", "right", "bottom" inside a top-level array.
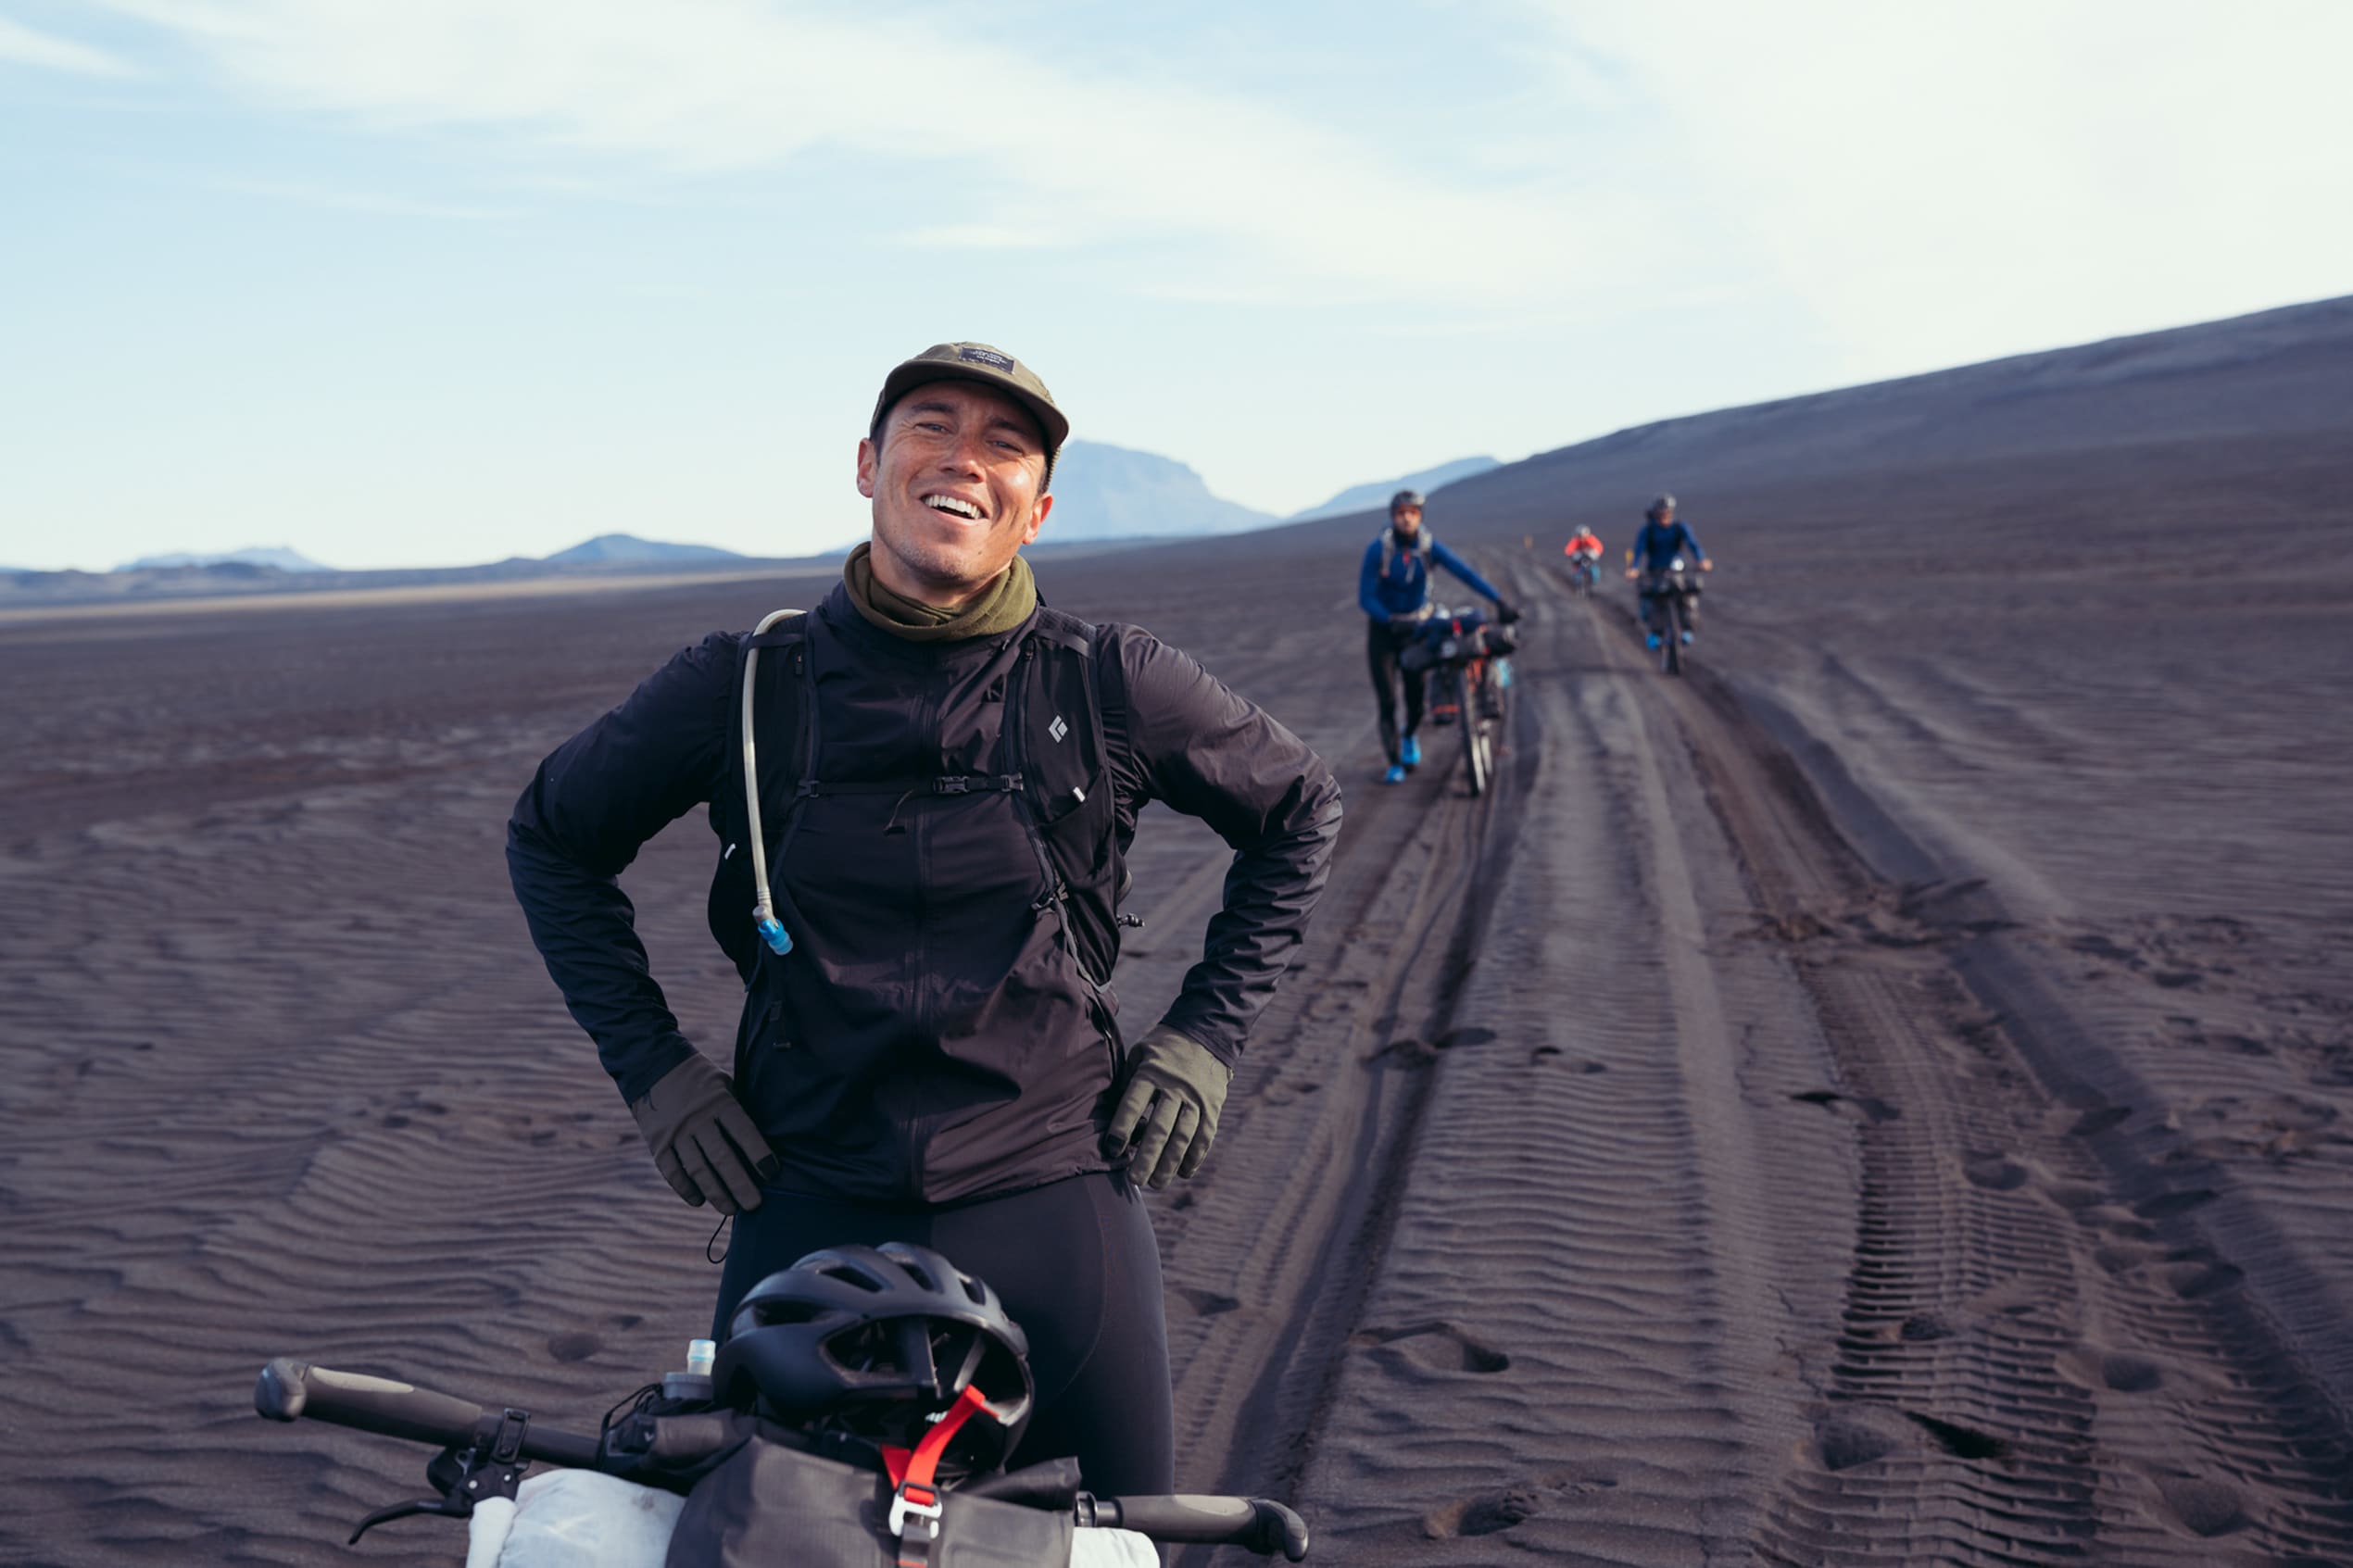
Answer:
[
  {"left": 701, "top": 604, "right": 1133, "bottom": 992},
  {"left": 1376, "top": 526, "right": 1434, "bottom": 587}
]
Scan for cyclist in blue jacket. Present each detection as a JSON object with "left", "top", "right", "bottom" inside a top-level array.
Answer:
[
  {"left": 1359, "top": 489, "right": 1514, "bottom": 784},
  {"left": 1623, "top": 493, "right": 1713, "bottom": 648}
]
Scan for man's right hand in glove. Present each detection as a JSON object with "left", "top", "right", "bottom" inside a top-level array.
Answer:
[{"left": 628, "top": 1053, "right": 778, "bottom": 1215}]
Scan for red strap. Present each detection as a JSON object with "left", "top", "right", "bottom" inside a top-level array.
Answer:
[{"left": 883, "top": 1384, "right": 990, "bottom": 1488}]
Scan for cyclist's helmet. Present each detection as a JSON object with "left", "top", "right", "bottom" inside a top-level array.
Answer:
[
  {"left": 1646, "top": 493, "right": 1676, "bottom": 520},
  {"left": 1390, "top": 489, "right": 1426, "bottom": 513},
  {"left": 712, "top": 1242, "right": 1034, "bottom": 1475}
]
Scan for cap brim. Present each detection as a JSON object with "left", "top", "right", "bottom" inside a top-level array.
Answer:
[{"left": 872, "top": 367, "right": 1068, "bottom": 457}]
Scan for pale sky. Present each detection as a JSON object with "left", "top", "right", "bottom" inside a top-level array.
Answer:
[{"left": 5, "top": 0, "right": 2349, "bottom": 571}]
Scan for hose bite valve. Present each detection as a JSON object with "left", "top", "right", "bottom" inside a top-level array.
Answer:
[{"left": 754, "top": 909, "right": 793, "bottom": 957}]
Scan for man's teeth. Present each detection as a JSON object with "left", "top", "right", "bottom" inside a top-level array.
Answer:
[{"left": 924, "top": 495, "right": 981, "bottom": 520}]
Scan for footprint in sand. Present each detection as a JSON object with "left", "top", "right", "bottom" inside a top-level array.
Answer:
[
  {"left": 1423, "top": 1485, "right": 1539, "bottom": 1539},
  {"left": 2044, "top": 1180, "right": 2106, "bottom": 1210},
  {"left": 2068, "top": 1105, "right": 2133, "bottom": 1137},
  {"left": 1353, "top": 1321, "right": 1511, "bottom": 1374},
  {"left": 1962, "top": 1153, "right": 2030, "bottom": 1191},
  {"left": 2133, "top": 1186, "right": 2218, "bottom": 1219},
  {"left": 1174, "top": 1286, "right": 1240, "bottom": 1319},
  {"left": 1813, "top": 1406, "right": 1910, "bottom": 1471},
  {"left": 2094, "top": 1238, "right": 2160, "bottom": 1274},
  {"left": 1790, "top": 1089, "right": 1901, "bottom": 1123},
  {"left": 546, "top": 1331, "right": 603, "bottom": 1362},
  {"left": 2159, "top": 1255, "right": 2244, "bottom": 1300},
  {"left": 1904, "top": 1411, "right": 2009, "bottom": 1461},
  {"left": 2154, "top": 1473, "right": 2245, "bottom": 1537}
]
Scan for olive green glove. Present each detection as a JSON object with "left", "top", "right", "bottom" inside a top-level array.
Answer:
[
  {"left": 627, "top": 1053, "right": 778, "bottom": 1216},
  {"left": 1103, "top": 1025, "right": 1232, "bottom": 1190}
]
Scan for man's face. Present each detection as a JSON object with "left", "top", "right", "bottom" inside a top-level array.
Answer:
[
  {"left": 857, "top": 379, "right": 1053, "bottom": 600},
  {"left": 1390, "top": 505, "right": 1424, "bottom": 537}
]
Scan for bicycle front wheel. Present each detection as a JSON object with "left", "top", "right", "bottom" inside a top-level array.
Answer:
[{"left": 1458, "top": 667, "right": 1488, "bottom": 797}]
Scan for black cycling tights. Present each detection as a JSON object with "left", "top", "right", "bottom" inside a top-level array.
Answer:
[
  {"left": 1365, "top": 620, "right": 1426, "bottom": 766},
  {"left": 712, "top": 1171, "right": 1175, "bottom": 1497}
]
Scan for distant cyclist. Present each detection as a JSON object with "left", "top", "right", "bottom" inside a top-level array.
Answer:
[
  {"left": 1623, "top": 493, "right": 1712, "bottom": 648},
  {"left": 1359, "top": 489, "right": 1515, "bottom": 784},
  {"left": 1563, "top": 526, "right": 1604, "bottom": 590}
]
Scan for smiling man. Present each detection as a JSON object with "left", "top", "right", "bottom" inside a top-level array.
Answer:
[{"left": 507, "top": 342, "right": 1342, "bottom": 1494}]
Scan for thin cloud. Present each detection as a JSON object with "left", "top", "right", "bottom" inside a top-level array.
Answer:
[
  {"left": 0, "top": 15, "right": 133, "bottom": 74},
  {"left": 208, "top": 174, "right": 513, "bottom": 220},
  {"left": 86, "top": 0, "right": 1628, "bottom": 307},
  {"left": 1540, "top": 0, "right": 2353, "bottom": 377}
]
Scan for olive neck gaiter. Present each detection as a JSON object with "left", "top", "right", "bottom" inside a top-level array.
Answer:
[{"left": 842, "top": 541, "right": 1038, "bottom": 643}]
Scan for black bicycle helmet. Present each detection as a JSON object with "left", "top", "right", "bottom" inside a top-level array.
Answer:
[
  {"left": 1646, "top": 492, "right": 1676, "bottom": 520},
  {"left": 712, "top": 1242, "right": 1034, "bottom": 1475},
  {"left": 1390, "top": 488, "right": 1425, "bottom": 512}
]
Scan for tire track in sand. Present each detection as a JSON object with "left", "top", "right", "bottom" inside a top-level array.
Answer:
[
  {"left": 1282, "top": 562, "right": 1860, "bottom": 1563},
  {"left": 1644, "top": 630, "right": 2353, "bottom": 1563}
]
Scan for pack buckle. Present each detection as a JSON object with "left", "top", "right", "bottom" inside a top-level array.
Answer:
[{"left": 889, "top": 1480, "right": 943, "bottom": 1540}]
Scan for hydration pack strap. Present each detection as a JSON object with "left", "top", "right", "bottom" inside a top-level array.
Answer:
[
  {"left": 741, "top": 609, "right": 807, "bottom": 959},
  {"left": 881, "top": 1386, "right": 996, "bottom": 1566}
]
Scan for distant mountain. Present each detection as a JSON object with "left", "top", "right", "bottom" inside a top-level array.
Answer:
[
  {"left": 119, "top": 546, "right": 330, "bottom": 572},
  {"left": 541, "top": 533, "right": 748, "bottom": 566},
  {"left": 1288, "top": 456, "right": 1502, "bottom": 521},
  {"left": 1044, "top": 441, "right": 1279, "bottom": 542}
]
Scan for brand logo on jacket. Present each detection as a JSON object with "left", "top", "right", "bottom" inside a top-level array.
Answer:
[{"left": 1049, "top": 715, "right": 1069, "bottom": 743}]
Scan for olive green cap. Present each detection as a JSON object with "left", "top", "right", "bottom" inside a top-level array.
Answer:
[{"left": 869, "top": 344, "right": 1069, "bottom": 479}]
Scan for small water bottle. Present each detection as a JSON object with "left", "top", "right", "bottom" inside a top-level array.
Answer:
[{"left": 664, "top": 1338, "right": 717, "bottom": 1403}]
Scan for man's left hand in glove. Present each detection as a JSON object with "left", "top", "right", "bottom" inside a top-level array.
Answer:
[{"left": 1102, "top": 1025, "right": 1231, "bottom": 1190}]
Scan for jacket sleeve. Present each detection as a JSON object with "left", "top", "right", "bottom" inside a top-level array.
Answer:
[
  {"left": 1109, "top": 629, "right": 1344, "bottom": 1068},
  {"left": 1431, "top": 538, "right": 1504, "bottom": 603},
  {"left": 506, "top": 633, "right": 736, "bottom": 1102},
  {"left": 1678, "top": 522, "right": 1708, "bottom": 562},
  {"left": 1357, "top": 539, "right": 1389, "bottom": 620}
]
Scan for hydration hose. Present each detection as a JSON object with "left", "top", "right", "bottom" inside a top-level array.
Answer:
[{"left": 743, "top": 608, "right": 799, "bottom": 958}]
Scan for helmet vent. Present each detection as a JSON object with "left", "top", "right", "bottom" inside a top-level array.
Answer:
[
  {"left": 817, "top": 1261, "right": 887, "bottom": 1292},
  {"left": 750, "top": 1299, "right": 826, "bottom": 1326}
]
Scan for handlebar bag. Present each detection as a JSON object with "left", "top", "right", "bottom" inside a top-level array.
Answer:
[
  {"left": 477, "top": 1469, "right": 686, "bottom": 1568},
  {"left": 668, "top": 1435, "right": 1075, "bottom": 1568}
]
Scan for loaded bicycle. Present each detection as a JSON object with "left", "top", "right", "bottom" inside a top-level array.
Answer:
[
  {"left": 255, "top": 1242, "right": 1307, "bottom": 1566},
  {"left": 1636, "top": 558, "right": 1701, "bottom": 676},
  {"left": 1403, "top": 605, "right": 1518, "bottom": 797}
]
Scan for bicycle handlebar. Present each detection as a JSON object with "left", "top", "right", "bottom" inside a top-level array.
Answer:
[
  {"left": 255, "top": 1359, "right": 602, "bottom": 1469},
  {"left": 258, "top": 1359, "right": 1309, "bottom": 1557},
  {"left": 1084, "top": 1494, "right": 1310, "bottom": 1561}
]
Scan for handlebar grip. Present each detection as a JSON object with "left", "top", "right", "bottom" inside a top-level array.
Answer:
[
  {"left": 1092, "top": 1495, "right": 1310, "bottom": 1561},
  {"left": 256, "top": 1359, "right": 485, "bottom": 1448}
]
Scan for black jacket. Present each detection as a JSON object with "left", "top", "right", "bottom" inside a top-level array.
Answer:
[{"left": 508, "top": 585, "right": 1342, "bottom": 1202}]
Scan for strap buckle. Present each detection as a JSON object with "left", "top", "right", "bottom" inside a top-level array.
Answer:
[
  {"left": 889, "top": 1481, "right": 944, "bottom": 1540},
  {"left": 934, "top": 776, "right": 973, "bottom": 796}
]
